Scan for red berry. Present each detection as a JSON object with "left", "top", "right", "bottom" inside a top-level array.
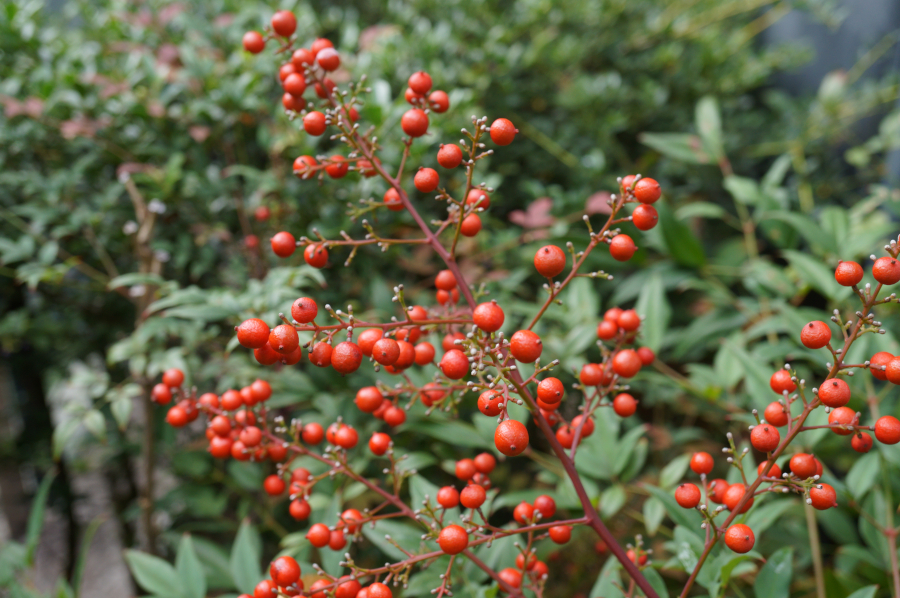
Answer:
[
  {"left": 723, "top": 484, "right": 753, "bottom": 513},
  {"left": 828, "top": 406, "right": 856, "bottom": 435},
  {"left": 166, "top": 406, "right": 188, "bottom": 427},
  {"left": 372, "top": 338, "right": 400, "bottom": 366},
  {"left": 383, "top": 406, "right": 406, "bottom": 427},
  {"left": 253, "top": 206, "right": 271, "bottom": 222},
  {"left": 489, "top": 118, "right": 517, "bottom": 145},
  {"left": 609, "top": 234, "right": 636, "bottom": 261},
  {"left": 264, "top": 474, "right": 285, "bottom": 496},
  {"left": 401, "top": 109, "right": 429, "bottom": 137},
  {"left": 209, "top": 436, "right": 232, "bottom": 458},
  {"left": 835, "top": 261, "right": 864, "bottom": 286},
  {"left": 255, "top": 580, "right": 278, "bottom": 598},
  {"left": 315, "top": 79, "right": 337, "bottom": 99},
  {"left": 357, "top": 329, "right": 383, "bottom": 356},
  {"left": 789, "top": 453, "right": 818, "bottom": 479},
  {"left": 513, "top": 501, "right": 535, "bottom": 524},
  {"left": 269, "top": 324, "right": 300, "bottom": 354},
  {"left": 770, "top": 369, "right": 796, "bottom": 394},
  {"left": 304, "top": 244, "right": 328, "bottom": 268},
  {"left": 303, "top": 111, "right": 327, "bottom": 136},
  {"left": 596, "top": 320, "right": 617, "bottom": 340},
  {"left": 818, "top": 378, "right": 850, "bottom": 408},
  {"left": 724, "top": 524, "right": 755, "bottom": 553},
  {"left": 690, "top": 452, "right": 714, "bottom": 475},
  {"left": 442, "top": 332, "right": 464, "bottom": 352},
  {"left": 334, "top": 425, "right": 359, "bottom": 449},
  {"left": 414, "top": 342, "right": 435, "bottom": 366},
  {"left": 800, "top": 320, "right": 832, "bottom": 349},
  {"left": 271, "top": 231, "right": 296, "bottom": 257},
  {"left": 875, "top": 415, "right": 900, "bottom": 444},
  {"left": 271, "top": 10, "right": 297, "bottom": 37},
  {"left": 326, "top": 155, "right": 349, "bottom": 178},
  {"left": 310, "top": 38, "right": 334, "bottom": 56},
  {"left": 283, "top": 73, "right": 306, "bottom": 96},
  {"left": 408, "top": 71, "right": 432, "bottom": 95},
  {"left": 243, "top": 31, "right": 265, "bottom": 54},
  {"left": 750, "top": 424, "right": 780, "bottom": 452},
  {"left": 478, "top": 390, "right": 504, "bottom": 416},
  {"left": 509, "top": 330, "right": 542, "bottom": 363},
  {"left": 534, "top": 245, "right": 566, "bottom": 278},
  {"left": 244, "top": 234, "right": 259, "bottom": 249},
  {"left": 886, "top": 357, "right": 900, "bottom": 384},
  {"left": 237, "top": 318, "right": 270, "bottom": 349},
  {"left": 331, "top": 341, "right": 362, "bottom": 375},
  {"left": 366, "top": 583, "right": 392, "bottom": 598},
  {"left": 709, "top": 479, "right": 730, "bottom": 503},
  {"left": 809, "top": 483, "right": 837, "bottom": 510},
  {"left": 764, "top": 401, "right": 789, "bottom": 426},
  {"left": 612, "top": 349, "right": 642, "bottom": 378},
  {"left": 466, "top": 188, "right": 490, "bottom": 209},
  {"left": 534, "top": 495, "right": 556, "bottom": 518},
  {"left": 289, "top": 499, "right": 311, "bottom": 520},
  {"left": 612, "top": 393, "right": 637, "bottom": 417},
  {"left": 308, "top": 342, "right": 332, "bottom": 367},
  {"left": 162, "top": 368, "right": 184, "bottom": 388},
  {"left": 873, "top": 256, "right": 900, "bottom": 285},
  {"left": 382, "top": 188, "right": 403, "bottom": 211},
  {"left": 279, "top": 63, "right": 297, "bottom": 82},
  {"left": 549, "top": 525, "right": 571, "bottom": 544},
  {"left": 495, "top": 419, "right": 529, "bottom": 456},
  {"left": 440, "top": 349, "right": 469, "bottom": 379},
  {"left": 515, "top": 552, "right": 537, "bottom": 571},
  {"left": 291, "top": 297, "right": 318, "bottom": 323},
  {"left": 617, "top": 309, "right": 640, "bottom": 331},
  {"left": 437, "top": 144, "right": 463, "bottom": 168},
  {"left": 604, "top": 307, "right": 623, "bottom": 322},
  {"left": 405, "top": 87, "right": 423, "bottom": 104},
  {"left": 637, "top": 347, "right": 655, "bottom": 365},
  {"left": 270, "top": 556, "right": 301, "bottom": 587},
  {"left": 632, "top": 204, "right": 658, "bottom": 230},
  {"left": 537, "top": 377, "right": 564, "bottom": 404},
  {"left": 316, "top": 47, "right": 340, "bottom": 71},
  {"left": 365, "top": 432, "right": 390, "bottom": 456},
  {"left": 870, "top": 351, "right": 893, "bottom": 380},
  {"left": 633, "top": 178, "right": 661, "bottom": 204},
  {"left": 498, "top": 568, "right": 522, "bottom": 592},
  {"left": 293, "top": 155, "right": 317, "bottom": 177},
  {"left": 414, "top": 168, "right": 439, "bottom": 193},
  {"left": 460, "top": 214, "right": 482, "bottom": 237},
  {"left": 460, "top": 484, "right": 486, "bottom": 509},
  {"left": 758, "top": 461, "right": 782, "bottom": 479},
  {"left": 435, "top": 269, "right": 457, "bottom": 290},
  {"left": 675, "top": 483, "right": 701, "bottom": 508},
  {"left": 851, "top": 432, "right": 873, "bottom": 453},
  {"left": 580, "top": 363, "right": 603, "bottom": 386},
  {"left": 455, "top": 459, "right": 476, "bottom": 480},
  {"left": 429, "top": 90, "right": 450, "bottom": 113},
  {"left": 253, "top": 343, "right": 281, "bottom": 365},
  {"left": 473, "top": 302, "right": 505, "bottom": 332},
  {"left": 438, "top": 525, "right": 468, "bottom": 554},
  {"left": 292, "top": 48, "right": 314, "bottom": 68},
  {"left": 437, "top": 486, "right": 460, "bottom": 508}
]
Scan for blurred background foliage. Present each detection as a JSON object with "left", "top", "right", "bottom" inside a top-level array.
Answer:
[{"left": 1, "top": 0, "right": 900, "bottom": 596}]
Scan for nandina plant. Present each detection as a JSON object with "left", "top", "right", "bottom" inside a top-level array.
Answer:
[{"left": 140, "top": 8, "right": 900, "bottom": 598}]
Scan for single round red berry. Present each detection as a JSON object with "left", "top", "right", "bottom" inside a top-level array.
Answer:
[
  {"left": 636, "top": 347, "right": 655, "bottom": 365},
  {"left": 612, "top": 349, "right": 642, "bottom": 378},
  {"left": 166, "top": 406, "right": 188, "bottom": 427},
  {"left": 495, "top": 419, "right": 528, "bottom": 456},
  {"left": 809, "top": 483, "right": 837, "bottom": 510},
  {"left": 271, "top": 231, "right": 296, "bottom": 258},
  {"left": 632, "top": 204, "right": 658, "bottom": 230},
  {"left": 429, "top": 90, "right": 450, "bottom": 113},
  {"left": 596, "top": 320, "right": 617, "bottom": 340},
  {"left": 818, "top": 378, "right": 850, "bottom": 408},
  {"left": 764, "top": 401, "right": 789, "bottom": 426},
  {"left": 489, "top": 118, "right": 517, "bottom": 145},
  {"left": 828, "top": 406, "right": 856, "bottom": 435},
  {"left": 875, "top": 415, "right": 900, "bottom": 444},
  {"left": 724, "top": 524, "right": 754, "bottom": 553},
  {"left": 609, "top": 234, "right": 636, "bottom": 261},
  {"left": 269, "top": 324, "right": 299, "bottom": 354},
  {"left": 758, "top": 461, "right": 782, "bottom": 479},
  {"left": 789, "top": 453, "right": 818, "bottom": 479},
  {"left": 474, "top": 452, "right": 496, "bottom": 473},
  {"left": 304, "top": 244, "right": 328, "bottom": 268},
  {"left": 886, "top": 357, "right": 900, "bottom": 384},
  {"left": 509, "top": 330, "right": 542, "bottom": 363},
  {"left": 316, "top": 47, "right": 340, "bottom": 71},
  {"left": 292, "top": 48, "right": 314, "bottom": 68},
  {"left": 264, "top": 475, "right": 285, "bottom": 496},
  {"left": 303, "top": 111, "right": 327, "bottom": 136},
  {"left": 437, "top": 486, "right": 459, "bottom": 508},
  {"left": 617, "top": 309, "right": 640, "bottom": 331},
  {"left": 271, "top": 10, "right": 297, "bottom": 37},
  {"left": 466, "top": 188, "right": 490, "bottom": 209},
  {"left": 440, "top": 349, "right": 469, "bottom": 379},
  {"left": 534, "top": 494, "right": 556, "bottom": 518},
  {"left": 870, "top": 351, "right": 893, "bottom": 380},
  {"left": 723, "top": 484, "right": 753, "bottom": 513},
  {"left": 580, "top": 363, "right": 603, "bottom": 386},
  {"left": 800, "top": 320, "right": 832, "bottom": 349},
  {"left": 534, "top": 245, "right": 566, "bottom": 278},
  {"left": 873, "top": 256, "right": 900, "bottom": 285},
  {"left": 690, "top": 452, "right": 714, "bottom": 475},
  {"left": 269, "top": 556, "right": 301, "bottom": 587},
  {"left": 383, "top": 188, "right": 404, "bottom": 211},
  {"left": 414, "top": 168, "right": 439, "bottom": 193},
  {"left": 291, "top": 297, "right": 318, "bottom": 323},
  {"left": 367, "top": 583, "right": 392, "bottom": 598},
  {"left": 455, "top": 458, "right": 476, "bottom": 480},
  {"left": 243, "top": 31, "right": 265, "bottom": 53},
  {"left": 283, "top": 72, "right": 306, "bottom": 96},
  {"left": 293, "top": 155, "right": 317, "bottom": 176},
  {"left": 460, "top": 484, "right": 486, "bottom": 509},
  {"left": 408, "top": 71, "right": 432, "bottom": 95},
  {"left": 162, "top": 368, "right": 184, "bottom": 388},
  {"left": 331, "top": 341, "right": 362, "bottom": 375},
  {"left": 310, "top": 38, "right": 334, "bottom": 55},
  {"left": 633, "top": 178, "right": 661, "bottom": 204},
  {"left": 537, "top": 377, "right": 564, "bottom": 404},
  {"left": 709, "top": 479, "right": 730, "bottom": 503},
  {"left": 612, "top": 393, "right": 637, "bottom": 417},
  {"left": 498, "top": 568, "right": 522, "bottom": 592},
  {"left": 770, "top": 369, "right": 796, "bottom": 394},
  {"left": 851, "top": 432, "right": 873, "bottom": 453},
  {"left": 548, "top": 525, "right": 571, "bottom": 544},
  {"left": 237, "top": 318, "right": 270, "bottom": 349},
  {"left": 437, "top": 144, "right": 463, "bottom": 169},
  {"left": 372, "top": 338, "right": 400, "bottom": 366},
  {"left": 414, "top": 342, "right": 435, "bottom": 366},
  {"left": 478, "top": 390, "right": 504, "bottom": 416},
  {"left": 513, "top": 501, "right": 535, "bottom": 525},
  {"left": 473, "top": 302, "right": 505, "bottom": 332},
  {"left": 401, "top": 109, "right": 429, "bottom": 137},
  {"left": 460, "top": 214, "right": 482, "bottom": 237},
  {"left": 438, "top": 524, "right": 468, "bottom": 554},
  {"left": 674, "top": 483, "right": 701, "bottom": 508},
  {"left": 834, "top": 260, "right": 864, "bottom": 286},
  {"left": 357, "top": 329, "right": 383, "bottom": 356},
  {"left": 326, "top": 155, "right": 349, "bottom": 178},
  {"left": 750, "top": 424, "right": 780, "bottom": 452},
  {"left": 369, "top": 432, "right": 391, "bottom": 455}
]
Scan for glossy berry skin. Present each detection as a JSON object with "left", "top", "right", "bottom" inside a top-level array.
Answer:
[
  {"left": 800, "top": 320, "right": 832, "bottom": 349},
  {"left": 289, "top": 499, "right": 311, "bottom": 520},
  {"left": 283, "top": 73, "right": 306, "bottom": 97},
  {"left": 875, "top": 415, "right": 900, "bottom": 444},
  {"left": 460, "top": 484, "right": 486, "bottom": 509},
  {"left": 316, "top": 47, "right": 340, "bottom": 71},
  {"left": 534, "top": 245, "right": 566, "bottom": 278},
  {"left": 818, "top": 378, "right": 850, "bottom": 408},
  {"left": 758, "top": 461, "right": 782, "bottom": 479},
  {"left": 690, "top": 451, "right": 714, "bottom": 475},
  {"left": 243, "top": 31, "right": 265, "bottom": 53},
  {"left": 355, "top": 387, "right": 383, "bottom": 413},
  {"left": 269, "top": 324, "right": 300, "bottom": 354},
  {"left": 637, "top": 347, "right": 655, "bottom": 365},
  {"left": 303, "top": 111, "right": 327, "bottom": 136},
  {"left": 474, "top": 452, "right": 496, "bottom": 473},
  {"left": 437, "top": 144, "right": 463, "bottom": 169},
  {"left": 810, "top": 483, "right": 838, "bottom": 510},
  {"left": 709, "top": 479, "right": 730, "bottom": 504},
  {"left": 617, "top": 309, "right": 641, "bottom": 331},
  {"left": 306, "top": 523, "right": 330, "bottom": 548},
  {"left": 292, "top": 48, "right": 314, "bottom": 68},
  {"left": 357, "top": 329, "right": 383, "bottom": 357},
  {"left": 408, "top": 71, "right": 432, "bottom": 94},
  {"left": 435, "top": 270, "right": 457, "bottom": 291},
  {"left": 440, "top": 349, "right": 469, "bottom": 379},
  {"left": 334, "top": 576, "right": 358, "bottom": 598},
  {"left": 495, "top": 419, "right": 529, "bottom": 456},
  {"left": 460, "top": 214, "right": 482, "bottom": 237},
  {"left": 724, "top": 524, "right": 755, "bottom": 553},
  {"left": 438, "top": 525, "right": 468, "bottom": 554},
  {"left": 596, "top": 320, "right": 617, "bottom": 340},
  {"left": 466, "top": 189, "right": 491, "bottom": 209},
  {"left": 414, "top": 168, "right": 439, "bottom": 192},
  {"left": 166, "top": 406, "right": 188, "bottom": 427},
  {"left": 513, "top": 502, "right": 535, "bottom": 524},
  {"left": 372, "top": 338, "right": 400, "bottom": 366},
  {"left": 271, "top": 231, "right": 296, "bottom": 258},
  {"left": 509, "top": 330, "right": 542, "bottom": 363},
  {"left": 384, "top": 188, "right": 407, "bottom": 210},
  {"left": 675, "top": 483, "right": 701, "bottom": 508},
  {"left": 293, "top": 155, "right": 317, "bottom": 176},
  {"left": 750, "top": 424, "right": 780, "bottom": 452},
  {"left": 414, "top": 342, "right": 435, "bottom": 366},
  {"left": 269, "top": 556, "right": 301, "bottom": 587},
  {"left": 828, "top": 406, "right": 856, "bottom": 435},
  {"left": 873, "top": 256, "right": 900, "bottom": 285},
  {"left": 870, "top": 351, "right": 893, "bottom": 380},
  {"left": 834, "top": 261, "right": 864, "bottom": 286},
  {"left": 549, "top": 525, "right": 571, "bottom": 544},
  {"left": 534, "top": 495, "right": 556, "bottom": 518},
  {"left": 612, "top": 393, "right": 637, "bottom": 417},
  {"left": 609, "top": 234, "right": 636, "bottom": 261},
  {"left": 764, "top": 401, "right": 789, "bottom": 427},
  {"left": 473, "top": 302, "right": 504, "bottom": 332},
  {"left": 310, "top": 38, "right": 334, "bottom": 56},
  {"left": 724, "top": 484, "right": 754, "bottom": 513},
  {"left": 237, "top": 318, "right": 270, "bottom": 349},
  {"left": 537, "top": 378, "right": 564, "bottom": 404},
  {"left": 851, "top": 432, "right": 873, "bottom": 453},
  {"left": 271, "top": 10, "right": 297, "bottom": 37},
  {"left": 331, "top": 341, "right": 362, "bottom": 375},
  {"left": 264, "top": 474, "right": 285, "bottom": 496},
  {"left": 300, "top": 243, "right": 330, "bottom": 269},
  {"left": 790, "top": 453, "right": 818, "bottom": 479},
  {"left": 455, "top": 458, "right": 476, "bottom": 480},
  {"left": 255, "top": 580, "right": 278, "bottom": 598},
  {"left": 633, "top": 178, "right": 661, "bottom": 204},
  {"left": 326, "top": 156, "right": 349, "bottom": 178},
  {"left": 478, "top": 390, "right": 504, "bottom": 416},
  {"left": 291, "top": 297, "right": 318, "bottom": 323},
  {"left": 367, "top": 583, "right": 392, "bottom": 598},
  {"left": 429, "top": 90, "right": 450, "bottom": 113},
  {"left": 886, "top": 357, "right": 900, "bottom": 385},
  {"left": 770, "top": 370, "right": 796, "bottom": 394},
  {"left": 368, "top": 432, "right": 391, "bottom": 456},
  {"left": 437, "top": 486, "right": 460, "bottom": 508},
  {"left": 401, "top": 109, "right": 429, "bottom": 137},
  {"left": 489, "top": 118, "right": 517, "bottom": 145},
  {"left": 631, "top": 204, "right": 658, "bottom": 230},
  {"left": 612, "top": 349, "right": 642, "bottom": 378},
  {"left": 580, "top": 363, "right": 603, "bottom": 386},
  {"left": 162, "top": 368, "right": 184, "bottom": 388}
]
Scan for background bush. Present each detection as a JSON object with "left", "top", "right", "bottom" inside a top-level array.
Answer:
[{"left": 1, "top": 0, "right": 899, "bottom": 596}]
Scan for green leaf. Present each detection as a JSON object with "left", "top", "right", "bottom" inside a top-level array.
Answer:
[
  {"left": 846, "top": 452, "right": 880, "bottom": 501},
  {"left": 753, "top": 546, "right": 792, "bottom": 598},
  {"left": 659, "top": 454, "right": 691, "bottom": 489},
  {"left": 124, "top": 550, "right": 185, "bottom": 598},
  {"left": 38, "top": 240, "right": 58, "bottom": 265},
  {"left": 845, "top": 586, "right": 879, "bottom": 598},
  {"left": 635, "top": 273, "right": 671, "bottom": 352},
  {"left": 230, "top": 520, "right": 262, "bottom": 594},
  {"left": 745, "top": 499, "right": 795, "bottom": 536},
  {"left": 361, "top": 520, "right": 425, "bottom": 562},
  {"left": 724, "top": 176, "right": 762, "bottom": 205},
  {"left": 589, "top": 555, "right": 626, "bottom": 598},
  {"left": 638, "top": 132, "right": 710, "bottom": 164},
  {"left": 672, "top": 525, "right": 704, "bottom": 572},
  {"left": 783, "top": 250, "right": 852, "bottom": 302},
  {"left": 82, "top": 409, "right": 106, "bottom": 441},
  {"left": 643, "top": 485, "right": 703, "bottom": 539},
  {"left": 599, "top": 485, "right": 626, "bottom": 518},
  {"left": 658, "top": 202, "right": 705, "bottom": 268},
  {"left": 52, "top": 419, "right": 79, "bottom": 458},
  {"left": 108, "top": 272, "right": 166, "bottom": 290},
  {"left": 176, "top": 535, "right": 206, "bottom": 598},
  {"left": 755, "top": 211, "right": 826, "bottom": 251},
  {"left": 25, "top": 470, "right": 57, "bottom": 565},
  {"left": 110, "top": 397, "right": 132, "bottom": 430},
  {"left": 419, "top": 421, "right": 491, "bottom": 449},
  {"left": 675, "top": 202, "right": 727, "bottom": 220},
  {"left": 643, "top": 497, "right": 666, "bottom": 536},
  {"left": 613, "top": 425, "right": 647, "bottom": 476},
  {"left": 643, "top": 567, "right": 670, "bottom": 598},
  {"left": 695, "top": 96, "right": 725, "bottom": 161}
]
